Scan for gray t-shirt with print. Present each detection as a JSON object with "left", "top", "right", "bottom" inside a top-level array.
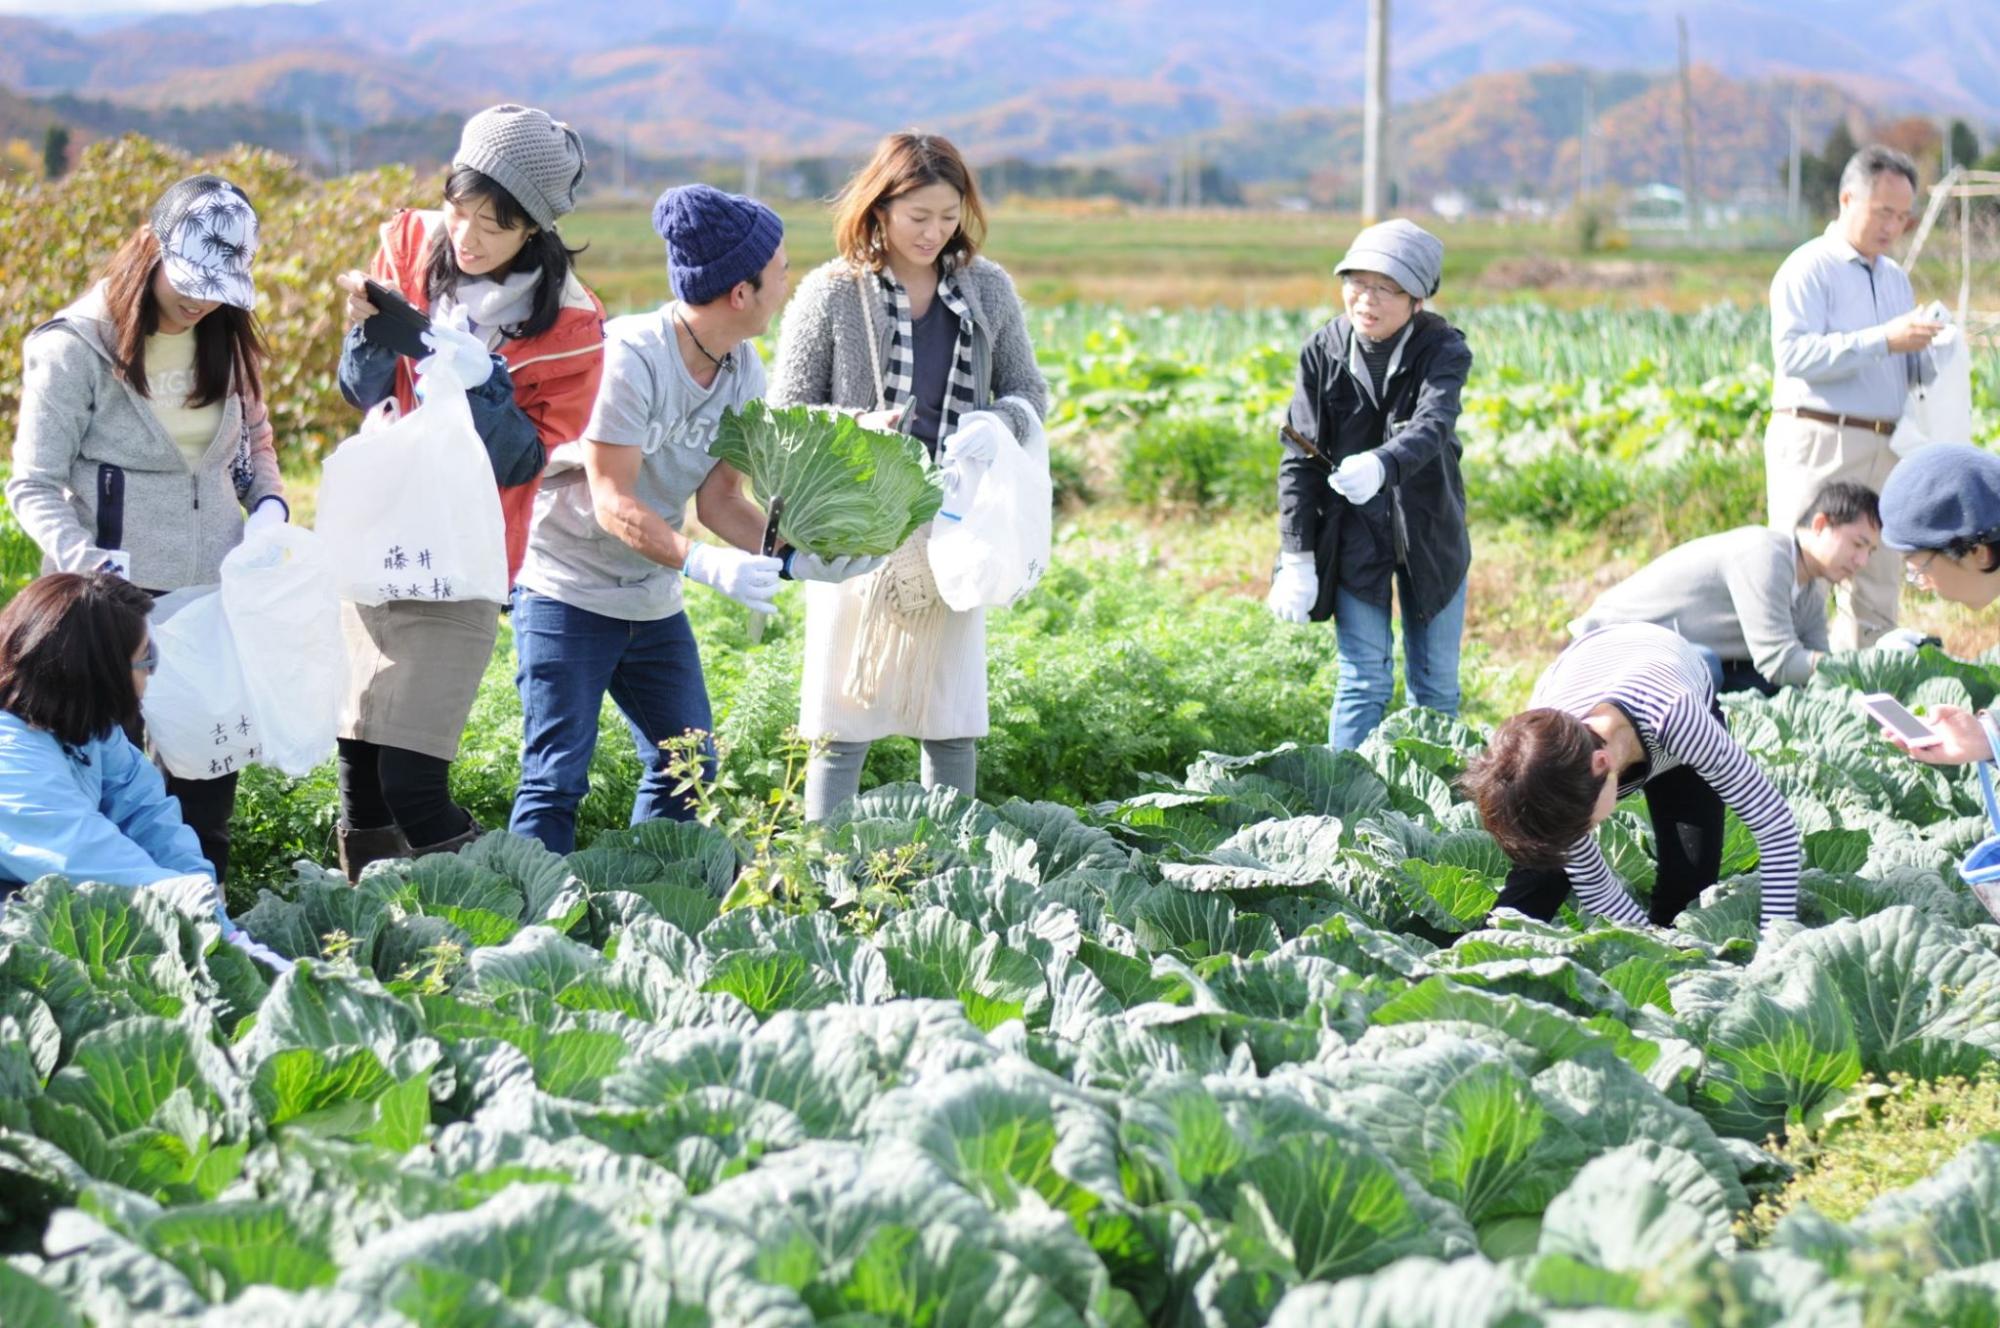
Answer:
[{"left": 518, "top": 305, "right": 766, "bottom": 621}]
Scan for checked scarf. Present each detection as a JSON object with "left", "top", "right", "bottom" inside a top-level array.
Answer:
[{"left": 873, "top": 266, "right": 978, "bottom": 447}]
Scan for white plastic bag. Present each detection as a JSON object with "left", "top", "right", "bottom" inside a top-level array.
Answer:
[
  {"left": 928, "top": 410, "right": 1053, "bottom": 611},
  {"left": 1893, "top": 301, "right": 1973, "bottom": 457},
  {"left": 315, "top": 360, "right": 508, "bottom": 606},
  {"left": 219, "top": 524, "right": 346, "bottom": 776},
  {"left": 142, "top": 588, "right": 262, "bottom": 781}
]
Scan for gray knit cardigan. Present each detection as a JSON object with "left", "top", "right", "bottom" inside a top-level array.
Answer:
[{"left": 767, "top": 256, "right": 1048, "bottom": 443}]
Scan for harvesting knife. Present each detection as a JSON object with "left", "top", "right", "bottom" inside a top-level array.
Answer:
[{"left": 747, "top": 495, "right": 784, "bottom": 645}]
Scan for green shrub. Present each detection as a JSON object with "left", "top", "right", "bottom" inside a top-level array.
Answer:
[
  {"left": 1116, "top": 412, "right": 1274, "bottom": 512},
  {"left": 1467, "top": 447, "right": 1765, "bottom": 544}
]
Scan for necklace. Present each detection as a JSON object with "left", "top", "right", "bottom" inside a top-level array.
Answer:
[{"left": 675, "top": 310, "right": 733, "bottom": 374}]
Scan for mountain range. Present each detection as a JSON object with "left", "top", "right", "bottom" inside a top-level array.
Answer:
[{"left": 0, "top": 0, "right": 1992, "bottom": 192}]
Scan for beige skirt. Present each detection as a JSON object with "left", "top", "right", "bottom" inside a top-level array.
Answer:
[{"left": 339, "top": 598, "right": 502, "bottom": 761}]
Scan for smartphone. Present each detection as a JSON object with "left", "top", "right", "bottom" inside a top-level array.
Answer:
[
  {"left": 362, "top": 278, "right": 432, "bottom": 359},
  {"left": 1859, "top": 692, "right": 1944, "bottom": 748}
]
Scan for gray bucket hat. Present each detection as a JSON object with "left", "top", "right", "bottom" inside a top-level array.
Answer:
[{"left": 1336, "top": 218, "right": 1444, "bottom": 299}]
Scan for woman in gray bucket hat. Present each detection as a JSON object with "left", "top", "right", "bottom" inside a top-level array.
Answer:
[
  {"left": 1266, "top": 217, "right": 1474, "bottom": 750},
  {"left": 5, "top": 173, "right": 290, "bottom": 884},
  {"left": 330, "top": 104, "right": 606, "bottom": 880}
]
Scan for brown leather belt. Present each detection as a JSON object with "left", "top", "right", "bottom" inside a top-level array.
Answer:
[{"left": 1777, "top": 406, "right": 1897, "bottom": 437}]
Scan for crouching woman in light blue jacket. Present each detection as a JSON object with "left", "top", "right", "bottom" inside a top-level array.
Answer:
[{"left": 0, "top": 571, "right": 287, "bottom": 966}]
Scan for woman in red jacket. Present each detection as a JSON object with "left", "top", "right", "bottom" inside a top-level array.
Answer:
[{"left": 331, "top": 103, "right": 605, "bottom": 879}]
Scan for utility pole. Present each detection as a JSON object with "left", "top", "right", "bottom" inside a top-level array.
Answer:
[
  {"left": 1786, "top": 88, "right": 1802, "bottom": 226},
  {"left": 1579, "top": 79, "right": 1594, "bottom": 201},
  {"left": 743, "top": 147, "right": 760, "bottom": 199},
  {"left": 1187, "top": 139, "right": 1201, "bottom": 208},
  {"left": 1677, "top": 14, "right": 1700, "bottom": 234},
  {"left": 1363, "top": 0, "right": 1390, "bottom": 221}
]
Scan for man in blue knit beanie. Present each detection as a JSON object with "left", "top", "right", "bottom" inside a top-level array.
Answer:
[{"left": 508, "top": 183, "right": 880, "bottom": 853}]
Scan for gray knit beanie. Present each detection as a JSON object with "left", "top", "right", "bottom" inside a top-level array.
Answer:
[{"left": 453, "top": 104, "right": 587, "bottom": 230}]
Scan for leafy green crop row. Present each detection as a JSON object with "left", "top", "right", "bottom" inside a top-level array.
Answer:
[{"left": 9, "top": 647, "right": 2000, "bottom": 1323}]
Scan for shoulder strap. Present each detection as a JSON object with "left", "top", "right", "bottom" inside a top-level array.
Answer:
[{"left": 853, "top": 267, "right": 888, "bottom": 411}]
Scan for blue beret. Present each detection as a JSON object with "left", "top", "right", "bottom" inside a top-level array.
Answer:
[{"left": 1880, "top": 443, "right": 2000, "bottom": 551}]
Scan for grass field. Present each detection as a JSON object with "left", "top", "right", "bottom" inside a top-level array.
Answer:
[{"left": 562, "top": 202, "right": 1797, "bottom": 315}]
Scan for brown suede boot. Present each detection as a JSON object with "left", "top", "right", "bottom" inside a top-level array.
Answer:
[
  {"left": 409, "top": 816, "right": 484, "bottom": 860},
  {"left": 338, "top": 825, "right": 411, "bottom": 884}
]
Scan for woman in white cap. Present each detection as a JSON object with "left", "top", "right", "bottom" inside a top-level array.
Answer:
[
  {"left": 330, "top": 104, "right": 605, "bottom": 878},
  {"left": 1266, "top": 218, "right": 1474, "bottom": 750},
  {"left": 6, "top": 173, "right": 289, "bottom": 883},
  {"left": 1874, "top": 442, "right": 2000, "bottom": 765}
]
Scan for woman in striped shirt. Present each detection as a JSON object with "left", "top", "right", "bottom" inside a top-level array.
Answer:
[{"left": 1460, "top": 622, "right": 1801, "bottom": 931}]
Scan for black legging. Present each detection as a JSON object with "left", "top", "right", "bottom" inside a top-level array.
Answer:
[
  {"left": 123, "top": 714, "right": 235, "bottom": 882},
  {"left": 1489, "top": 761, "right": 1726, "bottom": 927},
  {"left": 337, "top": 738, "right": 472, "bottom": 848}
]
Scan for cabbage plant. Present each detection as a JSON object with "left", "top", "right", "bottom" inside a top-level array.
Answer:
[{"left": 712, "top": 401, "right": 943, "bottom": 557}]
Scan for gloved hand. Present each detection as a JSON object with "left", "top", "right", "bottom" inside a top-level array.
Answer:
[
  {"left": 148, "top": 873, "right": 225, "bottom": 922},
  {"left": 786, "top": 550, "right": 886, "bottom": 583},
  {"left": 1267, "top": 551, "right": 1317, "bottom": 623},
  {"left": 1876, "top": 627, "right": 1933, "bottom": 653},
  {"left": 1328, "top": 452, "right": 1386, "bottom": 505},
  {"left": 245, "top": 497, "right": 288, "bottom": 534},
  {"left": 942, "top": 425, "right": 1000, "bottom": 469},
  {"left": 96, "top": 550, "right": 131, "bottom": 580},
  {"left": 941, "top": 461, "right": 987, "bottom": 518},
  {"left": 418, "top": 320, "right": 497, "bottom": 390},
  {"left": 683, "top": 542, "right": 782, "bottom": 614},
  {"left": 226, "top": 930, "right": 295, "bottom": 975}
]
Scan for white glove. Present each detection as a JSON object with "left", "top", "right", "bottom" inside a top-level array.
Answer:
[
  {"left": 226, "top": 930, "right": 295, "bottom": 975},
  {"left": 148, "top": 873, "right": 225, "bottom": 922},
  {"left": 941, "top": 461, "right": 987, "bottom": 518},
  {"left": 1328, "top": 452, "right": 1387, "bottom": 505},
  {"left": 683, "top": 542, "right": 782, "bottom": 614},
  {"left": 245, "top": 498, "right": 288, "bottom": 534},
  {"left": 786, "top": 550, "right": 886, "bottom": 583},
  {"left": 96, "top": 550, "right": 131, "bottom": 580},
  {"left": 1877, "top": 628, "right": 1930, "bottom": 653},
  {"left": 418, "top": 321, "right": 497, "bottom": 390},
  {"left": 1267, "top": 551, "right": 1317, "bottom": 623},
  {"left": 942, "top": 426, "right": 1000, "bottom": 469}
]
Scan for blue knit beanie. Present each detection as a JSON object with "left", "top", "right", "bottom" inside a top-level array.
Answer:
[{"left": 652, "top": 184, "right": 784, "bottom": 307}]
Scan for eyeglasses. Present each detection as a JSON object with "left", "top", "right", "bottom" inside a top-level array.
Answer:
[
  {"left": 134, "top": 639, "right": 157, "bottom": 675},
  {"left": 1903, "top": 552, "right": 1941, "bottom": 587},
  {"left": 1341, "top": 276, "right": 1408, "bottom": 302}
]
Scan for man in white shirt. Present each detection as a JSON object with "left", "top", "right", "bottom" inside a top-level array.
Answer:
[{"left": 1765, "top": 144, "right": 1938, "bottom": 651}]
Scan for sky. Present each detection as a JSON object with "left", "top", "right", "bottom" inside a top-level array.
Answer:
[{"left": 0, "top": 0, "right": 315, "bottom": 14}]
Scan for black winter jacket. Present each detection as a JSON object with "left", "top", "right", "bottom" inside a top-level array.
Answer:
[{"left": 1277, "top": 310, "right": 1473, "bottom": 624}]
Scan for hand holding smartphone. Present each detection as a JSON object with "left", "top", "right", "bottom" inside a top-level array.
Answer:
[
  {"left": 1859, "top": 692, "right": 1944, "bottom": 749},
  {"left": 362, "top": 278, "right": 433, "bottom": 359}
]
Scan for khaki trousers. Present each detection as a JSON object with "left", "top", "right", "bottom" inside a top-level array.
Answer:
[{"left": 1763, "top": 412, "right": 1900, "bottom": 651}]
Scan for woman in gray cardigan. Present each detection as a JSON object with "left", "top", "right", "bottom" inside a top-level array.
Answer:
[
  {"left": 768, "top": 131, "right": 1048, "bottom": 821},
  {"left": 6, "top": 175, "right": 288, "bottom": 882}
]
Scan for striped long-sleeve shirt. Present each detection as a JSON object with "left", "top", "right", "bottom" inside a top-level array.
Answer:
[{"left": 1529, "top": 623, "right": 1801, "bottom": 927}]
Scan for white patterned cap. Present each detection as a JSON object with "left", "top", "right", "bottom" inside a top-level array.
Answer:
[{"left": 150, "top": 175, "right": 260, "bottom": 312}]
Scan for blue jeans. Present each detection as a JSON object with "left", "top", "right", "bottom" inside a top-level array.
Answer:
[
  {"left": 1690, "top": 643, "right": 1780, "bottom": 698},
  {"left": 507, "top": 589, "right": 715, "bottom": 855},
  {"left": 1329, "top": 575, "right": 1467, "bottom": 750}
]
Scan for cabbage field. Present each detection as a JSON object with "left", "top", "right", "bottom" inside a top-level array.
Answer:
[
  {"left": 9, "top": 644, "right": 2000, "bottom": 1326},
  {"left": 10, "top": 135, "right": 2000, "bottom": 1327}
]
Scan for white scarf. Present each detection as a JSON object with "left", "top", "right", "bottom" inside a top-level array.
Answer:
[{"left": 433, "top": 269, "right": 540, "bottom": 351}]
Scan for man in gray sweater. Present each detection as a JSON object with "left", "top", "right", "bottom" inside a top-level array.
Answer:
[{"left": 1568, "top": 482, "right": 1888, "bottom": 694}]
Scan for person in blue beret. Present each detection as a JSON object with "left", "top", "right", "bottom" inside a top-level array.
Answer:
[{"left": 1876, "top": 442, "right": 2000, "bottom": 764}]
